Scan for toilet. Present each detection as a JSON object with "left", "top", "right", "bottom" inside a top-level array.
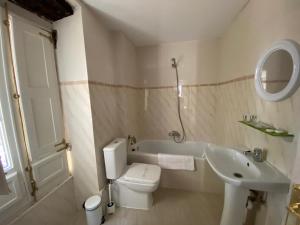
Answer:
[{"left": 103, "top": 138, "right": 161, "bottom": 210}]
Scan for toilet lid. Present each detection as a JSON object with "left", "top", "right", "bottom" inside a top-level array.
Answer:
[{"left": 124, "top": 163, "right": 161, "bottom": 184}]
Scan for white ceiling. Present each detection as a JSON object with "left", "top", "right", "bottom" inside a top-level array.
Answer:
[{"left": 82, "top": 0, "right": 249, "bottom": 46}]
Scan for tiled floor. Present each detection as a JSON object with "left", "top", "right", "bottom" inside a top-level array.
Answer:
[{"left": 73, "top": 188, "right": 223, "bottom": 225}]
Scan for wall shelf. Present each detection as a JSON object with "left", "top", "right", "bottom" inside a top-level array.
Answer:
[{"left": 238, "top": 121, "right": 294, "bottom": 137}]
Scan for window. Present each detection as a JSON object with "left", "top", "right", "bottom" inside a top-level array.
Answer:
[{"left": 0, "top": 106, "right": 13, "bottom": 172}]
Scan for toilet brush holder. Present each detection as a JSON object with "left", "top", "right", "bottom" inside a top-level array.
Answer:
[
  {"left": 107, "top": 180, "right": 115, "bottom": 214},
  {"left": 107, "top": 201, "right": 115, "bottom": 214}
]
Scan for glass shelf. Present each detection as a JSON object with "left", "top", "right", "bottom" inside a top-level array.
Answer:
[{"left": 238, "top": 121, "right": 294, "bottom": 137}]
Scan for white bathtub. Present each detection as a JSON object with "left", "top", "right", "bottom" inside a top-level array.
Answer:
[{"left": 128, "top": 140, "right": 224, "bottom": 194}]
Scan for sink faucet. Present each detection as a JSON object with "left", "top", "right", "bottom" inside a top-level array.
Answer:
[{"left": 243, "top": 148, "right": 266, "bottom": 162}]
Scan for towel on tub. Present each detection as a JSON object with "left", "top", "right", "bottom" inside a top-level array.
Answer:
[{"left": 158, "top": 153, "right": 195, "bottom": 171}]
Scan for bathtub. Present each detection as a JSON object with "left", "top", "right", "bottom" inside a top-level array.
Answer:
[{"left": 128, "top": 140, "right": 224, "bottom": 194}]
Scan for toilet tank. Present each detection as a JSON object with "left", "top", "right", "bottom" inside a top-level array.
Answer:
[{"left": 103, "top": 138, "right": 127, "bottom": 179}]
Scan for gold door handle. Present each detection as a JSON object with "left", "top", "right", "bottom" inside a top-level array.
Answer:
[
  {"left": 286, "top": 184, "right": 300, "bottom": 222},
  {"left": 54, "top": 139, "right": 66, "bottom": 147},
  {"left": 288, "top": 203, "right": 300, "bottom": 219},
  {"left": 294, "top": 184, "right": 300, "bottom": 191}
]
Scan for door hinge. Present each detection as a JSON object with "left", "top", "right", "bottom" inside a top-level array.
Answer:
[
  {"left": 54, "top": 138, "right": 66, "bottom": 147},
  {"left": 51, "top": 30, "right": 57, "bottom": 49},
  {"left": 25, "top": 165, "right": 38, "bottom": 200},
  {"left": 3, "top": 19, "right": 9, "bottom": 26},
  {"left": 30, "top": 178, "right": 38, "bottom": 197},
  {"left": 13, "top": 93, "right": 20, "bottom": 99},
  {"left": 38, "top": 30, "right": 57, "bottom": 49}
]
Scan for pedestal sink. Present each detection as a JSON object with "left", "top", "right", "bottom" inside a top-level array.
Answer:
[{"left": 205, "top": 144, "right": 290, "bottom": 225}]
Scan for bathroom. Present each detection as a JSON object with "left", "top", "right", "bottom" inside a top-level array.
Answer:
[{"left": 0, "top": 0, "right": 300, "bottom": 225}]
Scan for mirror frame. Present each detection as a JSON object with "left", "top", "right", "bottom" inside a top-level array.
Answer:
[{"left": 255, "top": 39, "right": 300, "bottom": 101}]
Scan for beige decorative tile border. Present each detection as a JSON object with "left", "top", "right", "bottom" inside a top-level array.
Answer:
[
  {"left": 59, "top": 80, "right": 89, "bottom": 86},
  {"left": 89, "top": 81, "right": 139, "bottom": 89},
  {"left": 59, "top": 80, "right": 139, "bottom": 89},
  {"left": 213, "top": 74, "right": 254, "bottom": 86},
  {"left": 59, "top": 74, "right": 254, "bottom": 89}
]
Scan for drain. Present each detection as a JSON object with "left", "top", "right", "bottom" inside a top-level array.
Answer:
[{"left": 233, "top": 173, "right": 243, "bottom": 178}]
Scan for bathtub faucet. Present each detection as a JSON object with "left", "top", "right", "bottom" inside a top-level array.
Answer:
[
  {"left": 168, "top": 130, "right": 181, "bottom": 139},
  {"left": 128, "top": 135, "right": 137, "bottom": 146}
]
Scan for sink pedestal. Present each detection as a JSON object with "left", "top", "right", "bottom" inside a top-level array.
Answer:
[
  {"left": 220, "top": 183, "right": 250, "bottom": 225},
  {"left": 205, "top": 144, "right": 290, "bottom": 225}
]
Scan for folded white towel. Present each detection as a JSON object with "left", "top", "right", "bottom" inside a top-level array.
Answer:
[
  {"left": 0, "top": 159, "right": 9, "bottom": 195},
  {"left": 158, "top": 153, "right": 194, "bottom": 171}
]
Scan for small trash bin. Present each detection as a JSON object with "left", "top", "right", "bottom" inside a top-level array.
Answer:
[{"left": 85, "top": 195, "right": 103, "bottom": 225}]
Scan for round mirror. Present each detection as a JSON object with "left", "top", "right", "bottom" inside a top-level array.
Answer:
[{"left": 255, "top": 40, "right": 300, "bottom": 101}]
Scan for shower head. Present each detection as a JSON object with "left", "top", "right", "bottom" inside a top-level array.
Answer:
[{"left": 171, "top": 58, "right": 177, "bottom": 68}]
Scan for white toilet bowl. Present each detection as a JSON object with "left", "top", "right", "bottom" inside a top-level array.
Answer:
[{"left": 112, "top": 163, "right": 161, "bottom": 210}]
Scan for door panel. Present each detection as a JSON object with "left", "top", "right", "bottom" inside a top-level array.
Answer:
[
  {"left": 23, "top": 32, "right": 50, "bottom": 88},
  {"left": 30, "top": 98, "right": 56, "bottom": 159},
  {"left": 9, "top": 15, "right": 68, "bottom": 199},
  {"left": 0, "top": 172, "right": 24, "bottom": 211},
  {"left": 32, "top": 152, "right": 68, "bottom": 198}
]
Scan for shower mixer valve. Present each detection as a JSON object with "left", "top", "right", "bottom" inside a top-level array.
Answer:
[{"left": 168, "top": 130, "right": 181, "bottom": 138}]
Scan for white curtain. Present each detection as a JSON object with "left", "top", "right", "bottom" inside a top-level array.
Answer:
[{"left": 0, "top": 159, "right": 9, "bottom": 195}]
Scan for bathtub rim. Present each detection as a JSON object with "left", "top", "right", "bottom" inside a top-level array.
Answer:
[{"left": 129, "top": 139, "right": 207, "bottom": 160}]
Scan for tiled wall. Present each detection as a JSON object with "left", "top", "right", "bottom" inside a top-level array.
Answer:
[
  {"left": 138, "top": 86, "right": 217, "bottom": 143},
  {"left": 216, "top": 77, "right": 300, "bottom": 177},
  {"left": 136, "top": 39, "right": 220, "bottom": 142},
  {"left": 60, "top": 81, "right": 140, "bottom": 203},
  {"left": 89, "top": 83, "right": 139, "bottom": 189},
  {"left": 59, "top": 83, "right": 99, "bottom": 207}
]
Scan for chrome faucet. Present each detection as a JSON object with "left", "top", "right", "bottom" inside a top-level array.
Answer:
[
  {"left": 243, "top": 148, "right": 266, "bottom": 162},
  {"left": 243, "top": 150, "right": 253, "bottom": 156},
  {"left": 128, "top": 135, "right": 136, "bottom": 146},
  {"left": 253, "top": 148, "right": 265, "bottom": 162},
  {"left": 168, "top": 130, "right": 181, "bottom": 138}
]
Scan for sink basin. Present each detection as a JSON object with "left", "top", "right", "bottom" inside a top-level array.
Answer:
[
  {"left": 205, "top": 144, "right": 290, "bottom": 225},
  {"left": 205, "top": 144, "right": 290, "bottom": 192}
]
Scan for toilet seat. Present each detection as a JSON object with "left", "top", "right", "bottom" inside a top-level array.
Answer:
[
  {"left": 124, "top": 163, "right": 161, "bottom": 185},
  {"left": 117, "top": 163, "right": 161, "bottom": 193}
]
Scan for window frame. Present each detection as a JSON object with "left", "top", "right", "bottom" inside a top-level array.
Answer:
[{"left": 0, "top": 109, "right": 14, "bottom": 172}]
